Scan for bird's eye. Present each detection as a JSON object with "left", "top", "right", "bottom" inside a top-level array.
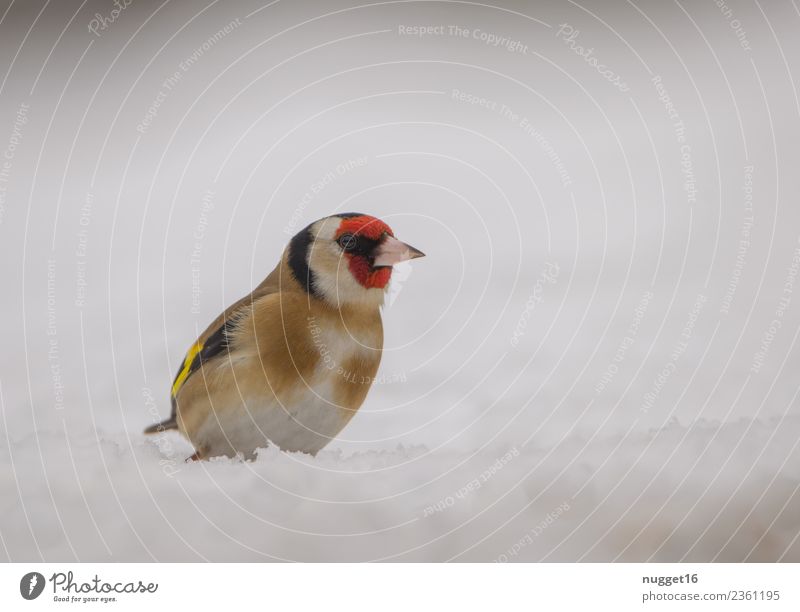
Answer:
[{"left": 338, "top": 234, "right": 357, "bottom": 251}]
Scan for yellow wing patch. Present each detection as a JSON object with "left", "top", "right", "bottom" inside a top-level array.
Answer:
[{"left": 171, "top": 340, "right": 202, "bottom": 398}]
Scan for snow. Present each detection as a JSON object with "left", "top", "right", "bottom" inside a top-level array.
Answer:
[
  {"left": 2, "top": 418, "right": 798, "bottom": 561},
  {"left": 2, "top": 0, "right": 800, "bottom": 561}
]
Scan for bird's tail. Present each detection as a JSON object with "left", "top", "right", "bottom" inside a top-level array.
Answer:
[{"left": 143, "top": 417, "right": 178, "bottom": 434}]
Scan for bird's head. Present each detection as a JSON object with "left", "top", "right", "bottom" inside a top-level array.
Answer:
[{"left": 287, "top": 213, "right": 424, "bottom": 308}]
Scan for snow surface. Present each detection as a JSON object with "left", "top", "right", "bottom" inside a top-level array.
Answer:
[
  {"left": 2, "top": 0, "right": 800, "bottom": 561},
  {"left": 2, "top": 418, "right": 800, "bottom": 561}
]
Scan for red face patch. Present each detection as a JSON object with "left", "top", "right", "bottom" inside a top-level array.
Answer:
[
  {"left": 347, "top": 256, "right": 393, "bottom": 289},
  {"left": 335, "top": 215, "right": 395, "bottom": 290},
  {"left": 335, "top": 215, "right": 394, "bottom": 241}
]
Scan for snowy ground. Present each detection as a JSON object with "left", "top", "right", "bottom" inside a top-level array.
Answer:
[
  {"left": 3, "top": 418, "right": 799, "bottom": 562},
  {"left": 2, "top": 0, "right": 800, "bottom": 561}
]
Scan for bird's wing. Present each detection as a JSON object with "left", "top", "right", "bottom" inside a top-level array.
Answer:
[
  {"left": 169, "top": 316, "right": 238, "bottom": 402},
  {"left": 166, "top": 263, "right": 286, "bottom": 422}
]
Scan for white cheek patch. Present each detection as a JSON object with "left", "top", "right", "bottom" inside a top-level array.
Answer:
[{"left": 315, "top": 257, "right": 386, "bottom": 309}]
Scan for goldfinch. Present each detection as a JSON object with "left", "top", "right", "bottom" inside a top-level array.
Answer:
[{"left": 145, "top": 213, "right": 424, "bottom": 460}]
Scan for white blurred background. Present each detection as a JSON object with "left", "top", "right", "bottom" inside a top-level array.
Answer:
[{"left": 1, "top": 0, "right": 799, "bottom": 561}]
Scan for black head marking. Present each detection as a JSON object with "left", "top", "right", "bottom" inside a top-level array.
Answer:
[{"left": 288, "top": 223, "right": 321, "bottom": 298}]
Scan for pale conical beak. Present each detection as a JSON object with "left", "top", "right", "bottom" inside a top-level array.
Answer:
[{"left": 372, "top": 235, "right": 425, "bottom": 267}]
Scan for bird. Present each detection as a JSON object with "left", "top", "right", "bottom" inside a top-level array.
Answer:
[{"left": 144, "top": 212, "right": 424, "bottom": 460}]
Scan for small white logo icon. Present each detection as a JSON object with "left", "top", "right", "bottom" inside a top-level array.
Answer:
[{"left": 20, "top": 572, "right": 45, "bottom": 600}]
